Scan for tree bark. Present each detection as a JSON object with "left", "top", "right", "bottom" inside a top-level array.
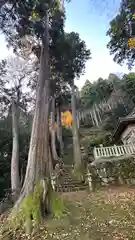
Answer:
[
  {"left": 49, "top": 145, "right": 54, "bottom": 175},
  {"left": 93, "top": 107, "right": 99, "bottom": 127},
  {"left": 56, "top": 106, "right": 63, "bottom": 157},
  {"left": 76, "top": 110, "right": 80, "bottom": 129},
  {"left": 15, "top": 14, "right": 51, "bottom": 217},
  {"left": 71, "top": 80, "right": 82, "bottom": 166},
  {"left": 23, "top": 52, "right": 50, "bottom": 191},
  {"left": 50, "top": 97, "right": 59, "bottom": 161},
  {"left": 11, "top": 99, "right": 20, "bottom": 200}
]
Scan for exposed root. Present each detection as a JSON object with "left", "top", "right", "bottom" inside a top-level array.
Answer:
[{"left": 0, "top": 178, "right": 66, "bottom": 238}]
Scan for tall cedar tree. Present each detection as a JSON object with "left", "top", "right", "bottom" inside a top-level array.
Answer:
[{"left": 0, "top": 0, "right": 65, "bottom": 230}]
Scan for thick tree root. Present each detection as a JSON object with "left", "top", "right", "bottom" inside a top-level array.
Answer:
[{"left": 0, "top": 178, "right": 66, "bottom": 237}]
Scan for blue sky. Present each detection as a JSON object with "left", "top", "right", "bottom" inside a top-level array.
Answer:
[
  {"left": 0, "top": 0, "right": 133, "bottom": 89},
  {"left": 65, "top": 0, "right": 133, "bottom": 88}
]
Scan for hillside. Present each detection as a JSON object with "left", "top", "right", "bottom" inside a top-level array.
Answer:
[
  {"left": 63, "top": 126, "right": 112, "bottom": 165},
  {"left": 80, "top": 74, "right": 135, "bottom": 130}
]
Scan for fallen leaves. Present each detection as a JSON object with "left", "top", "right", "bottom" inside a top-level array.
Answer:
[{"left": 1, "top": 187, "right": 135, "bottom": 239}]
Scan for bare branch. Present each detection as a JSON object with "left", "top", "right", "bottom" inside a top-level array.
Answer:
[{"left": 0, "top": 0, "right": 7, "bottom": 8}]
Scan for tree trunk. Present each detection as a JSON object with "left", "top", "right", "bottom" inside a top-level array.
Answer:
[
  {"left": 56, "top": 106, "right": 63, "bottom": 157},
  {"left": 11, "top": 99, "right": 20, "bottom": 200},
  {"left": 76, "top": 110, "right": 80, "bottom": 129},
  {"left": 15, "top": 14, "right": 51, "bottom": 219},
  {"left": 22, "top": 51, "right": 50, "bottom": 194},
  {"left": 50, "top": 97, "right": 59, "bottom": 161},
  {"left": 49, "top": 145, "right": 54, "bottom": 175},
  {"left": 95, "top": 104, "right": 102, "bottom": 124},
  {"left": 71, "top": 80, "right": 81, "bottom": 166},
  {"left": 90, "top": 111, "right": 95, "bottom": 126},
  {"left": 93, "top": 107, "right": 99, "bottom": 127}
]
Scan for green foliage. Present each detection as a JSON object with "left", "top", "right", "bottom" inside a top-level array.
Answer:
[
  {"left": 8, "top": 182, "right": 41, "bottom": 231},
  {"left": 109, "top": 158, "right": 135, "bottom": 182},
  {"left": 107, "top": 0, "right": 135, "bottom": 68},
  {"left": 0, "top": 115, "right": 31, "bottom": 200},
  {"left": 80, "top": 72, "right": 135, "bottom": 132},
  {"left": 49, "top": 190, "right": 66, "bottom": 218},
  {"left": 81, "top": 78, "right": 113, "bottom": 108},
  {"left": 62, "top": 126, "right": 72, "bottom": 139},
  {"left": 81, "top": 131, "right": 112, "bottom": 156},
  {"left": 88, "top": 158, "right": 135, "bottom": 190},
  {"left": 0, "top": 0, "right": 64, "bottom": 48},
  {"left": 57, "top": 32, "right": 91, "bottom": 85},
  {"left": 104, "top": 103, "right": 132, "bottom": 131},
  {"left": 6, "top": 181, "right": 66, "bottom": 234},
  {"left": 0, "top": 117, "right": 12, "bottom": 199},
  {"left": 122, "top": 72, "right": 135, "bottom": 103}
]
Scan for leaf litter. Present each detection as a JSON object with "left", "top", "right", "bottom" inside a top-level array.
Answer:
[{"left": 1, "top": 187, "right": 135, "bottom": 239}]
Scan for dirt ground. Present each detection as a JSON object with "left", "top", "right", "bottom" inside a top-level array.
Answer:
[{"left": 1, "top": 186, "right": 135, "bottom": 239}]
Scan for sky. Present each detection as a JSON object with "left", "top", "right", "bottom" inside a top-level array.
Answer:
[
  {"left": 65, "top": 0, "right": 134, "bottom": 88},
  {"left": 0, "top": 0, "right": 134, "bottom": 89}
]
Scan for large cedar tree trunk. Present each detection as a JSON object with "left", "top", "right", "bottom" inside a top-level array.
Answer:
[
  {"left": 56, "top": 106, "right": 63, "bottom": 157},
  {"left": 11, "top": 99, "right": 20, "bottom": 200},
  {"left": 15, "top": 15, "right": 51, "bottom": 215},
  {"left": 71, "top": 80, "right": 82, "bottom": 166}
]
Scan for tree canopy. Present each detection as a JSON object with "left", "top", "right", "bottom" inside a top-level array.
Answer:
[
  {"left": 107, "top": 0, "right": 135, "bottom": 69},
  {"left": 122, "top": 72, "right": 135, "bottom": 103},
  {"left": 81, "top": 77, "right": 114, "bottom": 108}
]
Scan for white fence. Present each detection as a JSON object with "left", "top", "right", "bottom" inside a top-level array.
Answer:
[{"left": 93, "top": 144, "right": 135, "bottom": 161}]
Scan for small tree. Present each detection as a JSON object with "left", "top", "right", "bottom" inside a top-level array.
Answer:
[{"left": 0, "top": 56, "right": 34, "bottom": 200}]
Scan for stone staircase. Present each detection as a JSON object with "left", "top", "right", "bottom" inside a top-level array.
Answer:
[{"left": 56, "top": 165, "right": 88, "bottom": 192}]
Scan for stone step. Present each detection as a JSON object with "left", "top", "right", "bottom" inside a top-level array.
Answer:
[
  {"left": 62, "top": 172, "right": 87, "bottom": 176},
  {"left": 62, "top": 180, "right": 87, "bottom": 185},
  {"left": 57, "top": 183, "right": 88, "bottom": 188},
  {"left": 56, "top": 185, "right": 88, "bottom": 192},
  {"left": 62, "top": 177, "right": 72, "bottom": 180},
  {"left": 62, "top": 170, "right": 87, "bottom": 175},
  {"left": 62, "top": 174, "right": 72, "bottom": 178},
  {"left": 62, "top": 177, "right": 87, "bottom": 182},
  {"left": 59, "top": 177, "right": 86, "bottom": 181},
  {"left": 55, "top": 164, "right": 88, "bottom": 193}
]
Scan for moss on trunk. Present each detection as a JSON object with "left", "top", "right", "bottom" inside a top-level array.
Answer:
[{"left": 1, "top": 179, "right": 66, "bottom": 237}]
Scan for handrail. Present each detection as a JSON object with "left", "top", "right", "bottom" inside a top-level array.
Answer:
[{"left": 93, "top": 144, "right": 135, "bottom": 160}]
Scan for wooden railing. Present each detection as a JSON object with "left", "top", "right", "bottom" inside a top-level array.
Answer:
[{"left": 93, "top": 144, "right": 135, "bottom": 161}]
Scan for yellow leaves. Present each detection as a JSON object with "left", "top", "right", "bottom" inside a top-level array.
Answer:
[
  {"left": 128, "top": 38, "right": 135, "bottom": 49},
  {"left": 29, "top": 10, "right": 41, "bottom": 21},
  {"left": 132, "top": 13, "right": 135, "bottom": 20},
  {"left": 32, "top": 10, "right": 40, "bottom": 19},
  {"left": 61, "top": 111, "right": 72, "bottom": 128},
  {"left": 49, "top": 111, "right": 72, "bottom": 131}
]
